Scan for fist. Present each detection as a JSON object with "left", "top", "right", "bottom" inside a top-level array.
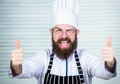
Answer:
[
  {"left": 11, "top": 39, "right": 24, "bottom": 66},
  {"left": 102, "top": 36, "right": 114, "bottom": 68}
]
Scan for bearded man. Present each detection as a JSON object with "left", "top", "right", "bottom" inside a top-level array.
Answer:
[{"left": 9, "top": 0, "right": 116, "bottom": 84}]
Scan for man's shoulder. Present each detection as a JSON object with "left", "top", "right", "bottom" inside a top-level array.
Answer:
[
  {"left": 76, "top": 48, "right": 87, "bottom": 54},
  {"left": 35, "top": 48, "right": 52, "bottom": 58},
  {"left": 76, "top": 48, "right": 96, "bottom": 57}
]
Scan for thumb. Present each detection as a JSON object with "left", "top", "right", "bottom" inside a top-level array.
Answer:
[
  {"left": 106, "top": 36, "right": 112, "bottom": 47},
  {"left": 15, "top": 39, "right": 20, "bottom": 49}
]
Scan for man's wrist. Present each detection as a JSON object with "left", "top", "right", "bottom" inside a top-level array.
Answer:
[{"left": 105, "top": 58, "right": 116, "bottom": 73}]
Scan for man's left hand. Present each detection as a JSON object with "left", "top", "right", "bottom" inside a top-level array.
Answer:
[{"left": 102, "top": 36, "right": 115, "bottom": 68}]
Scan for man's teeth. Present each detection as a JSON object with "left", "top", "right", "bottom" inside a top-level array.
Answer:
[{"left": 61, "top": 41, "right": 68, "bottom": 43}]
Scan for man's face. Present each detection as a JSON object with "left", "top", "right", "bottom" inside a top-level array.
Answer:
[{"left": 50, "top": 24, "right": 80, "bottom": 59}]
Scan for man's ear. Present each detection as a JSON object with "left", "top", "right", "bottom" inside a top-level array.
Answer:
[
  {"left": 49, "top": 28, "right": 53, "bottom": 35},
  {"left": 76, "top": 29, "right": 80, "bottom": 35}
]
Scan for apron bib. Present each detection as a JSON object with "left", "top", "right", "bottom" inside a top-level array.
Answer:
[{"left": 44, "top": 51, "right": 85, "bottom": 84}]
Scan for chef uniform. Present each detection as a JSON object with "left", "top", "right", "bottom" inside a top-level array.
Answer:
[
  {"left": 9, "top": 0, "right": 116, "bottom": 84},
  {"left": 9, "top": 49, "right": 116, "bottom": 84}
]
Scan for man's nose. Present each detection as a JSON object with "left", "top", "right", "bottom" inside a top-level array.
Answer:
[{"left": 61, "top": 31, "right": 67, "bottom": 38}]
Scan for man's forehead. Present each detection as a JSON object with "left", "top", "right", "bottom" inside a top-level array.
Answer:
[{"left": 54, "top": 24, "right": 75, "bottom": 29}]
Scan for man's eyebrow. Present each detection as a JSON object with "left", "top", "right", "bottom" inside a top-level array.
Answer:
[
  {"left": 54, "top": 27, "right": 75, "bottom": 30},
  {"left": 54, "top": 27, "right": 62, "bottom": 30},
  {"left": 66, "top": 28, "right": 75, "bottom": 30}
]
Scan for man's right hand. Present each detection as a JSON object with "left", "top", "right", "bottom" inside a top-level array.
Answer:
[{"left": 11, "top": 39, "right": 24, "bottom": 76}]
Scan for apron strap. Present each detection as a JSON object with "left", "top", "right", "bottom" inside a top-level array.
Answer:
[
  {"left": 75, "top": 50, "right": 85, "bottom": 83},
  {"left": 46, "top": 53, "right": 54, "bottom": 74}
]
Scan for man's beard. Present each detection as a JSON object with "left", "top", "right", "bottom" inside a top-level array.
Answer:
[{"left": 52, "top": 35, "right": 77, "bottom": 59}]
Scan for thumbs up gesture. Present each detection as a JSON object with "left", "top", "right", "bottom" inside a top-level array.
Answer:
[
  {"left": 102, "top": 36, "right": 115, "bottom": 68},
  {"left": 11, "top": 39, "right": 23, "bottom": 74}
]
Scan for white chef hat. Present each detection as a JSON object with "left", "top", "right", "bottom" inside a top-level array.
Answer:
[{"left": 51, "top": 0, "right": 80, "bottom": 29}]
